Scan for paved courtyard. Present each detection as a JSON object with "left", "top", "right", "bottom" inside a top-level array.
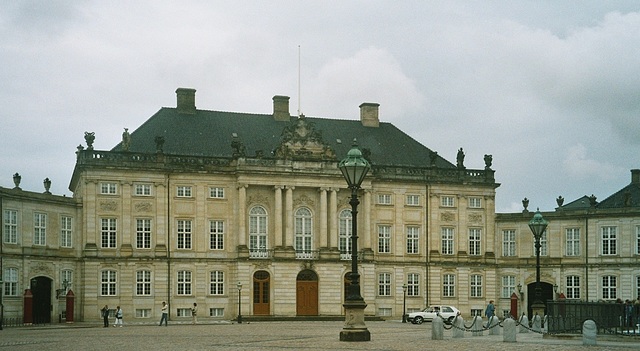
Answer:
[{"left": 1, "top": 321, "right": 639, "bottom": 350}]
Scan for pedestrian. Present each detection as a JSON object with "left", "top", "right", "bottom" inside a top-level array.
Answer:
[
  {"left": 485, "top": 300, "right": 495, "bottom": 327},
  {"left": 114, "top": 305, "right": 123, "bottom": 327},
  {"left": 101, "top": 305, "right": 110, "bottom": 327},
  {"left": 191, "top": 303, "right": 198, "bottom": 325},
  {"left": 159, "top": 301, "right": 168, "bottom": 326}
]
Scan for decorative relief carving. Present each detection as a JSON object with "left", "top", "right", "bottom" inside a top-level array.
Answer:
[
  {"left": 337, "top": 196, "right": 351, "bottom": 210},
  {"left": 247, "top": 194, "right": 270, "bottom": 209},
  {"left": 273, "top": 117, "right": 336, "bottom": 160},
  {"left": 293, "top": 194, "right": 315, "bottom": 208},
  {"left": 441, "top": 212, "right": 455, "bottom": 222},
  {"left": 99, "top": 200, "right": 118, "bottom": 212},
  {"left": 469, "top": 213, "right": 483, "bottom": 223},
  {"left": 135, "top": 202, "right": 153, "bottom": 212},
  {"left": 300, "top": 261, "right": 315, "bottom": 271},
  {"left": 255, "top": 261, "right": 271, "bottom": 270},
  {"left": 31, "top": 262, "right": 53, "bottom": 277}
]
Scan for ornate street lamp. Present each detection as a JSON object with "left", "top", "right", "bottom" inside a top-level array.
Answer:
[
  {"left": 237, "top": 281, "right": 242, "bottom": 324},
  {"left": 402, "top": 283, "right": 408, "bottom": 323},
  {"left": 338, "top": 139, "right": 371, "bottom": 342},
  {"left": 528, "top": 209, "right": 548, "bottom": 316}
]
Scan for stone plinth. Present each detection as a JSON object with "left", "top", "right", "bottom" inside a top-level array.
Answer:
[{"left": 340, "top": 301, "right": 370, "bottom": 342}]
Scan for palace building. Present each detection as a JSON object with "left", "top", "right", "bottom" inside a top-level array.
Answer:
[{"left": 1, "top": 88, "right": 638, "bottom": 324}]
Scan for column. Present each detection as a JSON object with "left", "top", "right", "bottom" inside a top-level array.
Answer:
[
  {"left": 274, "top": 186, "right": 283, "bottom": 247},
  {"left": 363, "top": 189, "right": 371, "bottom": 250},
  {"left": 329, "top": 188, "right": 338, "bottom": 248},
  {"left": 238, "top": 184, "right": 247, "bottom": 247},
  {"left": 319, "top": 188, "right": 328, "bottom": 248},
  {"left": 285, "top": 186, "right": 294, "bottom": 248}
]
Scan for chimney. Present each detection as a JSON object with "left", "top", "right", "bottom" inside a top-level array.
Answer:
[
  {"left": 359, "top": 102, "right": 380, "bottom": 127},
  {"left": 632, "top": 169, "right": 640, "bottom": 184},
  {"left": 273, "top": 95, "right": 290, "bottom": 121},
  {"left": 176, "top": 88, "right": 196, "bottom": 114}
]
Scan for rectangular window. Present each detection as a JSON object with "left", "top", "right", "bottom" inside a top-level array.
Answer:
[
  {"left": 377, "top": 194, "right": 391, "bottom": 205},
  {"left": 502, "top": 275, "right": 516, "bottom": 298},
  {"left": 101, "top": 218, "right": 117, "bottom": 248},
  {"left": 636, "top": 226, "right": 640, "bottom": 255},
  {"left": 406, "top": 194, "right": 420, "bottom": 206},
  {"left": 469, "top": 197, "right": 482, "bottom": 208},
  {"left": 136, "top": 270, "right": 151, "bottom": 295},
  {"left": 209, "top": 220, "right": 224, "bottom": 250},
  {"left": 210, "top": 271, "right": 224, "bottom": 295},
  {"left": 60, "top": 216, "right": 72, "bottom": 248},
  {"left": 406, "top": 226, "right": 419, "bottom": 254},
  {"left": 378, "top": 225, "right": 391, "bottom": 253},
  {"left": 566, "top": 228, "right": 580, "bottom": 256},
  {"left": 441, "top": 228, "right": 454, "bottom": 255},
  {"left": 177, "top": 308, "right": 192, "bottom": 317},
  {"left": 101, "top": 182, "right": 117, "bottom": 194},
  {"left": 135, "top": 184, "right": 151, "bottom": 196},
  {"left": 533, "top": 231, "right": 548, "bottom": 256},
  {"left": 136, "top": 309, "right": 151, "bottom": 318},
  {"left": 34, "top": 213, "right": 46, "bottom": 246},
  {"left": 637, "top": 276, "right": 640, "bottom": 300},
  {"left": 101, "top": 270, "right": 117, "bottom": 296},
  {"left": 470, "top": 274, "right": 482, "bottom": 298},
  {"left": 136, "top": 219, "right": 151, "bottom": 249},
  {"left": 177, "top": 270, "right": 192, "bottom": 295},
  {"left": 60, "top": 270, "right": 72, "bottom": 295},
  {"left": 377, "top": 308, "right": 392, "bottom": 316},
  {"left": 469, "top": 228, "right": 481, "bottom": 255},
  {"left": 177, "top": 186, "right": 192, "bottom": 197},
  {"left": 209, "top": 187, "right": 225, "bottom": 198},
  {"left": 502, "top": 230, "right": 516, "bottom": 257},
  {"left": 443, "top": 274, "right": 455, "bottom": 297},
  {"left": 407, "top": 273, "right": 419, "bottom": 296},
  {"left": 601, "top": 227, "right": 617, "bottom": 255},
  {"left": 441, "top": 196, "right": 454, "bottom": 207},
  {"left": 210, "top": 308, "right": 224, "bottom": 317},
  {"left": 4, "top": 268, "right": 18, "bottom": 296},
  {"left": 177, "top": 220, "right": 192, "bottom": 249},
  {"left": 602, "top": 275, "right": 617, "bottom": 300},
  {"left": 566, "top": 276, "right": 580, "bottom": 299},
  {"left": 378, "top": 273, "right": 391, "bottom": 296},
  {"left": 471, "top": 309, "right": 483, "bottom": 317},
  {"left": 4, "top": 209, "right": 18, "bottom": 244}
]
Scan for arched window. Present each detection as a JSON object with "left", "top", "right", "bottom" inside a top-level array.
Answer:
[
  {"left": 295, "top": 207, "right": 313, "bottom": 258},
  {"left": 339, "top": 209, "right": 352, "bottom": 260},
  {"left": 249, "top": 206, "right": 268, "bottom": 257}
]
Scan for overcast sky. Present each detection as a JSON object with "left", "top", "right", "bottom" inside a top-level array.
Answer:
[{"left": 2, "top": 1, "right": 639, "bottom": 212}]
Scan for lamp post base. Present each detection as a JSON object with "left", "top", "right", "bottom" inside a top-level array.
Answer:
[
  {"left": 340, "top": 301, "right": 370, "bottom": 342},
  {"left": 531, "top": 301, "right": 546, "bottom": 318}
]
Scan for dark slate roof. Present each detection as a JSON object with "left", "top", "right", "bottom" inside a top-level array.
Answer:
[
  {"left": 596, "top": 183, "right": 640, "bottom": 209},
  {"left": 111, "top": 108, "right": 455, "bottom": 168},
  {"left": 557, "top": 195, "right": 592, "bottom": 210}
]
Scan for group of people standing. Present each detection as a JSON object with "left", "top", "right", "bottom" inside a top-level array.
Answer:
[
  {"left": 100, "top": 305, "right": 123, "bottom": 327},
  {"left": 101, "top": 302, "right": 197, "bottom": 327}
]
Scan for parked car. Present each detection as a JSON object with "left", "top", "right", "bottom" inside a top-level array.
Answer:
[{"left": 407, "top": 305, "right": 460, "bottom": 325}]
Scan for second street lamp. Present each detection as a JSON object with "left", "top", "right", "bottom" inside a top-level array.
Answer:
[
  {"left": 237, "top": 281, "right": 242, "bottom": 324},
  {"left": 528, "top": 208, "right": 548, "bottom": 317},
  {"left": 402, "top": 283, "right": 407, "bottom": 323},
  {"left": 338, "top": 139, "right": 371, "bottom": 342}
]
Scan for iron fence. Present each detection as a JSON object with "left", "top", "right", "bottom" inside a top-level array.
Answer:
[{"left": 547, "top": 300, "right": 639, "bottom": 335}]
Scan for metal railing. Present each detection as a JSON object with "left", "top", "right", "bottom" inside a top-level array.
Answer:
[{"left": 546, "top": 300, "right": 639, "bottom": 335}]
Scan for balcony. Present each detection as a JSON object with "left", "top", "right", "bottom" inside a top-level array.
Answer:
[
  {"left": 295, "top": 249, "right": 319, "bottom": 260},
  {"left": 249, "top": 247, "right": 273, "bottom": 259}
]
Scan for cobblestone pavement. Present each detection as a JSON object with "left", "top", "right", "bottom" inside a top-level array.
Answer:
[{"left": 1, "top": 321, "right": 639, "bottom": 350}]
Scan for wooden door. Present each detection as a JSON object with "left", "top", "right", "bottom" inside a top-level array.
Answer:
[
  {"left": 253, "top": 271, "right": 270, "bottom": 315},
  {"left": 296, "top": 270, "right": 318, "bottom": 316}
]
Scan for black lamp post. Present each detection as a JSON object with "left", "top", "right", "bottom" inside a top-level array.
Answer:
[
  {"left": 528, "top": 209, "right": 548, "bottom": 316},
  {"left": 338, "top": 139, "right": 371, "bottom": 342},
  {"left": 402, "top": 283, "right": 407, "bottom": 323},
  {"left": 237, "top": 281, "right": 242, "bottom": 324}
]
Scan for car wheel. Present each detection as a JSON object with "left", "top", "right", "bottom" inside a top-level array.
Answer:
[
  {"left": 414, "top": 316, "right": 424, "bottom": 325},
  {"left": 446, "top": 316, "right": 454, "bottom": 325}
]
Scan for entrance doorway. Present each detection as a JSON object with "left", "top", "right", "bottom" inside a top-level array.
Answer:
[
  {"left": 527, "top": 281, "right": 554, "bottom": 317},
  {"left": 30, "top": 276, "right": 52, "bottom": 324},
  {"left": 296, "top": 270, "right": 318, "bottom": 316},
  {"left": 252, "top": 271, "right": 270, "bottom": 315}
]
